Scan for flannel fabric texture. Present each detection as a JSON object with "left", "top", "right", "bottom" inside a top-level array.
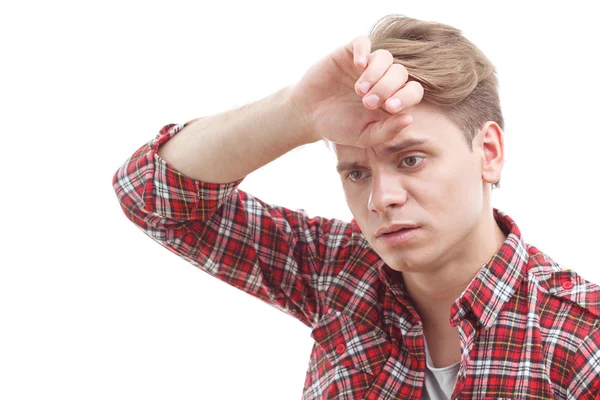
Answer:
[{"left": 113, "top": 123, "right": 600, "bottom": 399}]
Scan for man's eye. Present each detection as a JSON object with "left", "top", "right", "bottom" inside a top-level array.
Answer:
[
  {"left": 400, "top": 156, "right": 424, "bottom": 168},
  {"left": 346, "top": 170, "right": 365, "bottom": 182}
]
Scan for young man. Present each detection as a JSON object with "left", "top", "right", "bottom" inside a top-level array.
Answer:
[{"left": 113, "top": 15, "right": 600, "bottom": 399}]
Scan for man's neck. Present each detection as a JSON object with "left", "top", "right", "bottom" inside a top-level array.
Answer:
[
  {"left": 402, "top": 214, "right": 506, "bottom": 367},
  {"left": 403, "top": 210, "right": 506, "bottom": 318},
  {"left": 401, "top": 210, "right": 507, "bottom": 366}
]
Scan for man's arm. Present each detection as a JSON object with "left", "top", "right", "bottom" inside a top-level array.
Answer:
[
  {"left": 156, "top": 36, "right": 422, "bottom": 185},
  {"left": 113, "top": 36, "right": 423, "bottom": 326},
  {"left": 113, "top": 122, "right": 362, "bottom": 326},
  {"left": 157, "top": 86, "right": 314, "bottom": 184}
]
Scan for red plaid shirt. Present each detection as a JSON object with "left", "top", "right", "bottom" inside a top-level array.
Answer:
[{"left": 113, "top": 123, "right": 600, "bottom": 399}]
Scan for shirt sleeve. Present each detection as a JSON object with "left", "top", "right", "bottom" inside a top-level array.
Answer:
[
  {"left": 112, "top": 123, "right": 363, "bottom": 328},
  {"left": 567, "top": 325, "right": 600, "bottom": 399}
]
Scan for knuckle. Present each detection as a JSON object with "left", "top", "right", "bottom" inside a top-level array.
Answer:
[
  {"left": 390, "top": 63, "right": 408, "bottom": 78},
  {"left": 393, "top": 62, "right": 408, "bottom": 76},
  {"left": 373, "top": 49, "right": 393, "bottom": 62},
  {"left": 400, "top": 81, "right": 424, "bottom": 104},
  {"left": 411, "top": 81, "right": 425, "bottom": 97},
  {"left": 405, "top": 80, "right": 420, "bottom": 92}
]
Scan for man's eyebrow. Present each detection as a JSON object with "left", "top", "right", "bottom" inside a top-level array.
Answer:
[
  {"left": 336, "top": 138, "right": 430, "bottom": 174},
  {"left": 336, "top": 161, "right": 364, "bottom": 174},
  {"left": 381, "top": 138, "right": 430, "bottom": 156}
]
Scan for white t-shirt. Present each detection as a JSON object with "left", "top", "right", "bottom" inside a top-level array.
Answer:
[{"left": 421, "top": 338, "right": 460, "bottom": 400}]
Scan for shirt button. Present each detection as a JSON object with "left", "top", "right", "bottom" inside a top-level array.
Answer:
[
  {"left": 335, "top": 343, "right": 346, "bottom": 354},
  {"left": 562, "top": 280, "right": 574, "bottom": 290}
]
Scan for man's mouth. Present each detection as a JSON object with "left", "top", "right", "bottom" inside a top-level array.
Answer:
[
  {"left": 384, "top": 228, "right": 412, "bottom": 234},
  {"left": 380, "top": 227, "right": 417, "bottom": 236},
  {"left": 376, "top": 226, "right": 421, "bottom": 246}
]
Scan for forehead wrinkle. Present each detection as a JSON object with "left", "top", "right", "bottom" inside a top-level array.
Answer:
[
  {"left": 336, "top": 137, "right": 431, "bottom": 164},
  {"left": 379, "top": 137, "right": 430, "bottom": 156}
]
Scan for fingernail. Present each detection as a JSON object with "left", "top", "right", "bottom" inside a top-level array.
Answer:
[
  {"left": 359, "top": 81, "right": 370, "bottom": 94},
  {"left": 364, "top": 94, "right": 380, "bottom": 108},
  {"left": 358, "top": 56, "right": 367, "bottom": 67},
  {"left": 388, "top": 98, "right": 401, "bottom": 111}
]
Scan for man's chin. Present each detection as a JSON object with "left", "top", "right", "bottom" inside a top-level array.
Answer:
[{"left": 379, "top": 253, "right": 411, "bottom": 271}]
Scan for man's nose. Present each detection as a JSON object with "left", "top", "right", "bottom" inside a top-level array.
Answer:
[{"left": 367, "top": 169, "right": 408, "bottom": 213}]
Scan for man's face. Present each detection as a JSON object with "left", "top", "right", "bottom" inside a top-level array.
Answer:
[{"left": 335, "top": 102, "right": 493, "bottom": 273}]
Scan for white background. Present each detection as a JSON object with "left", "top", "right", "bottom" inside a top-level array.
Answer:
[{"left": 1, "top": 1, "right": 599, "bottom": 399}]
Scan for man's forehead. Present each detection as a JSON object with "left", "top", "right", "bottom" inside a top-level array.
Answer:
[
  {"left": 333, "top": 102, "right": 459, "bottom": 161},
  {"left": 334, "top": 135, "right": 432, "bottom": 159}
]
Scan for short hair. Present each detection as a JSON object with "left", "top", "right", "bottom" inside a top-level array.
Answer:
[{"left": 329, "top": 15, "right": 504, "bottom": 189}]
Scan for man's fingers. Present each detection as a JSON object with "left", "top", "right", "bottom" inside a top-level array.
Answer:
[
  {"left": 384, "top": 81, "right": 425, "bottom": 114},
  {"left": 361, "top": 63, "right": 409, "bottom": 110},
  {"left": 350, "top": 36, "right": 371, "bottom": 68},
  {"left": 357, "top": 113, "right": 414, "bottom": 148},
  {"left": 354, "top": 49, "right": 394, "bottom": 99}
]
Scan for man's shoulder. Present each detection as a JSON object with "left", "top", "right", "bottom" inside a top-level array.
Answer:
[
  {"left": 521, "top": 247, "right": 600, "bottom": 398},
  {"left": 525, "top": 244, "right": 600, "bottom": 321}
]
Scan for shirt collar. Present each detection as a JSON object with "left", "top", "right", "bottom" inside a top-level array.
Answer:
[
  {"left": 377, "top": 208, "right": 530, "bottom": 329},
  {"left": 449, "top": 208, "right": 529, "bottom": 329}
]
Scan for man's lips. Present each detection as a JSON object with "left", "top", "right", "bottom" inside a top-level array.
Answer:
[
  {"left": 375, "top": 226, "right": 421, "bottom": 246},
  {"left": 382, "top": 227, "right": 415, "bottom": 235},
  {"left": 375, "top": 224, "right": 420, "bottom": 238}
]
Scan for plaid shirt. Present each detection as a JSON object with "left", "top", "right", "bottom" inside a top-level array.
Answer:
[{"left": 113, "top": 123, "right": 600, "bottom": 399}]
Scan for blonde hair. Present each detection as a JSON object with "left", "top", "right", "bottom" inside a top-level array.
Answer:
[{"left": 332, "top": 15, "right": 504, "bottom": 188}]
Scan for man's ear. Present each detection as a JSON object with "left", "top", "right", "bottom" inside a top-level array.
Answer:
[{"left": 477, "top": 121, "right": 504, "bottom": 186}]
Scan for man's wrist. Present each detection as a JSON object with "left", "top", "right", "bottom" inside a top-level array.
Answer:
[{"left": 283, "top": 86, "right": 320, "bottom": 145}]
